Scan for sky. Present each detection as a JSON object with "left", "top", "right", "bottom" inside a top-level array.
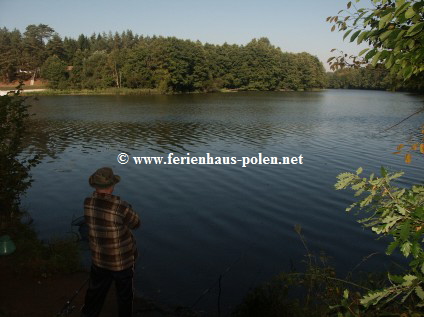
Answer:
[{"left": 0, "top": 0, "right": 373, "bottom": 70}]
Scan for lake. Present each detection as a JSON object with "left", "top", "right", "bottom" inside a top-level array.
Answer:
[{"left": 22, "top": 90, "right": 423, "bottom": 315}]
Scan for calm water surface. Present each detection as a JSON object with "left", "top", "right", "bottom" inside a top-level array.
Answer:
[{"left": 22, "top": 90, "right": 424, "bottom": 315}]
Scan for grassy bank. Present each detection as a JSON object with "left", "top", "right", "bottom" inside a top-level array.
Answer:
[
  {"left": 0, "top": 220, "right": 82, "bottom": 275},
  {"left": 0, "top": 220, "right": 199, "bottom": 317}
]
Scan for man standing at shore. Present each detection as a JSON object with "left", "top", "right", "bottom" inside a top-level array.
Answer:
[{"left": 81, "top": 167, "right": 140, "bottom": 317}]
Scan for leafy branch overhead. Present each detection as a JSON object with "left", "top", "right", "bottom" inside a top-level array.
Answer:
[
  {"left": 335, "top": 167, "right": 424, "bottom": 309},
  {"left": 327, "top": 0, "right": 424, "bottom": 80}
]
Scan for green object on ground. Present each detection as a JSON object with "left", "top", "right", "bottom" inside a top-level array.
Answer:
[{"left": 0, "top": 235, "right": 16, "bottom": 255}]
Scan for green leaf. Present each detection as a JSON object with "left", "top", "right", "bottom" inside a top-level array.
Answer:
[
  {"left": 371, "top": 51, "right": 383, "bottom": 66},
  {"left": 357, "top": 30, "right": 370, "bottom": 44},
  {"left": 396, "top": 205, "right": 407, "bottom": 216},
  {"left": 400, "top": 241, "right": 412, "bottom": 257},
  {"left": 402, "top": 274, "right": 417, "bottom": 286},
  {"left": 343, "top": 29, "right": 353, "bottom": 40},
  {"left": 406, "top": 22, "right": 424, "bottom": 37},
  {"left": 365, "top": 49, "right": 377, "bottom": 60},
  {"left": 412, "top": 2, "right": 423, "bottom": 13},
  {"left": 386, "top": 240, "right": 399, "bottom": 255},
  {"left": 403, "top": 65, "right": 413, "bottom": 78},
  {"left": 399, "top": 221, "right": 410, "bottom": 240},
  {"left": 389, "top": 273, "right": 404, "bottom": 284},
  {"left": 395, "top": 0, "right": 406, "bottom": 8},
  {"left": 360, "top": 290, "right": 388, "bottom": 307},
  {"left": 356, "top": 167, "right": 363, "bottom": 175},
  {"left": 350, "top": 30, "right": 362, "bottom": 42},
  {"left": 415, "top": 286, "right": 424, "bottom": 301},
  {"left": 390, "top": 171, "right": 404, "bottom": 179},
  {"left": 354, "top": 188, "right": 365, "bottom": 197},
  {"left": 383, "top": 215, "right": 402, "bottom": 232},
  {"left": 343, "top": 289, "right": 349, "bottom": 299},
  {"left": 360, "top": 194, "right": 374, "bottom": 207},
  {"left": 394, "top": 2, "right": 410, "bottom": 16},
  {"left": 358, "top": 48, "right": 369, "bottom": 56},
  {"left": 379, "top": 13, "right": 393, "bottom": 29},
  {"left": 354, "top": 10, "right": 368, "bottom": 26},
  {"left": 379, "top": 30, "right": 393, "bottom": 42},
  {"left": 411, "top": 241, "right": 420, "bottom": 258},
  {"left": 395, "top": 30, "right": 406, "bottom": 41},
  {"left": 380, "top": 167, "right": 387, "bottom": 177},
  {"left": 385, "top": 54, "right": 394, "bottom": 68},
  {"left": 405, "top": 6, "right": 416, "bottom": 19}
]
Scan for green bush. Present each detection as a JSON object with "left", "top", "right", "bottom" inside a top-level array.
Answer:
[{"left": 2, "top": 220, "right": 82, "bottom": 275}]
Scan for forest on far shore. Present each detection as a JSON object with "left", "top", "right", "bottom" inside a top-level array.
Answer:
[
  {"left": 0, "top": 24, "right": 327, "bottom": 93},
  {"left": 1, "top": 24, "right": 423, "bottom": 93},
  {"left": 327, "top": 66, "right": 424, "bottom": 92}
]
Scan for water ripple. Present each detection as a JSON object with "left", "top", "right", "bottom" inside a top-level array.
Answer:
[{"left": 22, "top": 90, "right": 424, "bottom": 313}]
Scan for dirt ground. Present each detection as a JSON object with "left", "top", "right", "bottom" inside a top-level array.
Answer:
[
  {"left": 0, "top": 79, "right": 47, "bottom": 88},
  {"left": 0, "top": 267, "right": 197, "bottom": 317}
]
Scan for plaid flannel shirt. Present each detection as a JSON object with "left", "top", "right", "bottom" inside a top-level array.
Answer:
[{"left": 84, "top": 192, "right": 140, "bottom": 271}]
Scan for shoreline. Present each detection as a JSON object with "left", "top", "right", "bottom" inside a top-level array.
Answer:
[
  {"left": 0, "top": 264, "right": 198, "bottom": 317},
  {"left": 0, "top": 89, "right": 47, "bottom": 96},
  {"left": 0, "top": 87, "right": 325, "bottom": 96},
  {"left": 0, "top": 220, "right": 198, "bottom": 317}
]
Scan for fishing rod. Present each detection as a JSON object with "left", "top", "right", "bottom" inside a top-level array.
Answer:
[
  {"left": 57, "top": 277, "right": 90, "bottom": 316},
  {"left": 190, "top": 252, "right": 246, "bottom": 314},
  {"left": 56, "top": 216, "right": 90, "bottom": 316}
]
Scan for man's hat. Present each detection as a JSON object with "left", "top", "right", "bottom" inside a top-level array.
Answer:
[{"left": 89, "top": 167, "right": 121, "bottom": 188}]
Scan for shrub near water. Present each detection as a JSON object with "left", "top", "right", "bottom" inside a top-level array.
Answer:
[
  {"left": 1, "top": 220, "right": 81, "bottom": 275},
  {"left": 334, "top": 167, "right": 424, "bottom": 314},
  {"left": 0, "top": 87, "right": 81, "bottom": 275},
  {"left": 233, "top": 227, "right": 353, "bottom": 317}
]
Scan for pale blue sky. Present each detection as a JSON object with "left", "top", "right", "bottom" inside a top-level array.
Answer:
[{"left": 0, "top": 0, "right": 372, "bottom": 70}]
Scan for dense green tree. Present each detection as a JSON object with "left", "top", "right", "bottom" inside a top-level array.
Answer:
[
  {"left": 46, "top": 33, "right": 66, "bottom": 60},
  {"left": 279, "top": 53, "right": 301, "bottom": 90},
  {"left": 205, "top": 43, "right": 242, "bottom": 89},
  {"left": 0, "top": 24, "right": 329, "bottom": 92},
  {"left": 63, "top": 37, "right": 78, "bottom": 63},
  {"left": 327, "top": 65, "right": 393, "bottom": 90},
  {"left": 41, "top": 55, "right": 68, "bottom": 89},
  {"left": 121, "top": 41, "right": 153, "bottom": 89},
  {"left": 289, "top": 52, "right": 327, "bottom": 90},
  {"left": 77, "top": 34, "right": 90, "bottom": 51},
  {"left": 236, "top": 38, "right": 283, "bottom": 90},
  {"left": 22, "top": 24, "right": 54, "bottom": 77},
  {"left": 279, "top": 52, "right": 327, "bottom": 90},
  {"left": 68, "top": 50, "right": 84, "bottom": 89},
  {"left": 121, "top": 30, "right": 137, "bottom": 49},
  {"left": 82, "top": 51, "right": 114, "bottom": 89},
  {"left": 0, "top": 28, "right": 22, "bottom": 82},
  {"left": 327, "top": 65, "right": 424, "bottom": 91}
]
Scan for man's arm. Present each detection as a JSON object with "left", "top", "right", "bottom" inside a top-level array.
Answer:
[{"left": 123, "top": 204, "right": 140, "bottom": 229}]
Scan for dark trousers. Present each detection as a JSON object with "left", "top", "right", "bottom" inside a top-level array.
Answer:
[{"left": 81, "top": 264, "right": 134, "bottom": 317}]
